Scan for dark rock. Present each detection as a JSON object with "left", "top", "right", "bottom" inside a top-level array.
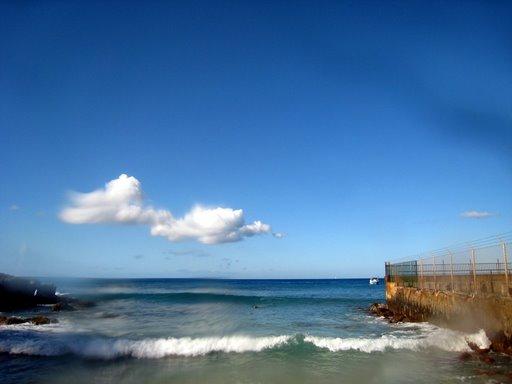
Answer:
[
  {"left": 389, "top": 313, "right": 406, "bottom": 323},
  {"left": 4, "top": 317, "right": 28, "bottom": 325},
  {"left": 490, "top": 331, "right": 512, "bottom": 355},
  {"left": 369, "top": 303, "right": 391, "bottom": 317},
  {"left": 466, "top": 340, "right": 491, "bottom": 355},
  {"left": 369, "top": 301, "right": 422, "bottom": 325},
  {"left": 28, "top": 316, "right": 57, "bottom": 325},
  {"left": 0, "top": 273, "right": 57, "bottom": 310},
  {"left": 459, "top": 352, "right": 472, "bottom": 361},
  {"left": 0, "top": 315, "right": 58, "bottom": 325},
  {"left": 479, "top": 355, "right": 495, "bottom": 365}
]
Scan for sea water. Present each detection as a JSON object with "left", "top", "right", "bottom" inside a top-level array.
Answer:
[{"left": 0, "top": 278, "right": 509, "bottom": 383}]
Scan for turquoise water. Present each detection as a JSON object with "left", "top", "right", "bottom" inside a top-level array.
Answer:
[{"left": 1, "top": 279, "right": 510, "bottom": 383}]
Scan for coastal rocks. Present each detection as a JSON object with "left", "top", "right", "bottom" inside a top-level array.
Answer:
[
  {"left": 30, "top": 315, "right": 57, "bottom": 325},
  {"left": 368, "top": 302, "right": 411, "bottom": 323},
  {"left": 465, "top": 340, "right": 495, "bottom": 364},
  {"left": 386, "top": 283, "right": 512, "bottom": 356},
  {"left": 0, "top": 272, "right": 94, "bottom": 313},
  {"left": 489, "top": 331, "right": 512, "bottom": 355},
  {"left": 0, "top": 316, "right": 27, "bottom": 325},
  {"left": 0, "top": 315, "right": 57, "bottom": 325},
  {"left": 458, "top": 352, "right": 472, "bottom": 361},
  {"left": 0, "top": 273, "right": 58, "bottom": 310},
  {"left": 369, "top": 302, "right": 510, "bottom": 363},
  {"left": 368, "top": 303, "right": 390, "bottom": 317}
]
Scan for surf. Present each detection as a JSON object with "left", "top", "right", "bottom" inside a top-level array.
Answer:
[{"left": 0, "top": 325, "right": 490, "bottom": 359}]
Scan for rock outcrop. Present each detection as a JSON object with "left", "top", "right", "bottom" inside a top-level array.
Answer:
[
  {"left": 0, "top": 273, "right": 58, "bottom": 310},
  {"left": 0, "top": 273, "right": 94, "bottom": 312},
  {"left": 0, "top": 315, "right": 58, "bottom": 325},
  {"left": 368, "top": 302, "right": 412, "bottom": 323}
]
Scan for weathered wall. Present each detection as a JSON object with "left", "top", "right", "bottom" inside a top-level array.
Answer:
[
  {"left": 392, "top": 273, "right": 511, "bottom": 296},
  {"left": 386, "top": 281, "right": 512, "bottom": 353}
]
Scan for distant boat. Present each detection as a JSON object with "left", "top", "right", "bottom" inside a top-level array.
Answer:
[{"left": 369, "top": 277, "right": 379, "bottom": 285}]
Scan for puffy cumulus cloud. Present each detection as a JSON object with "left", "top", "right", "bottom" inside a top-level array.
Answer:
[
  {"left": 60, "top": 174, "right": 274, "bottom": 245},
  {"left": 460, "top": 210, "right": 495, "bottom": 219},
  {"left": 152, "top": 206, "right": 249, "bottom": 244},
  {"left": 59, "top": 174, "right": 169, "bottom": 225}
]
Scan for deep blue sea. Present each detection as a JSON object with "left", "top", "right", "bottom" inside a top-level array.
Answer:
[{"left": 1, "top": 278, "right": 509, "bottom": 383}]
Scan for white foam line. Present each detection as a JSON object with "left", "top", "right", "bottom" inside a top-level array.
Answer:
[
  {"left": 0, "top": 326, "right": 491, "bottom": 358},
  {"left": 0, "top": 334, "right": 291, "bottom": 358},
  {"left": 305, "top": 328, "right": 490, "bottom": 353}
]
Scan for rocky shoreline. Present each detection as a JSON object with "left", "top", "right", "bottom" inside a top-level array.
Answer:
[
  {"left": 0, "top": 273, "right": 92, "bottom": 312},
  {"left": 0, "top": 315, "right": 58, "bottom": 325},
  {"left": 368, "top": 301, "right": 512, "bottom": 368}
]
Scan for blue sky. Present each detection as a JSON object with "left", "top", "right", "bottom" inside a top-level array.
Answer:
[{"left": 1, "top": 1, "right": 511, "bottom": 278}]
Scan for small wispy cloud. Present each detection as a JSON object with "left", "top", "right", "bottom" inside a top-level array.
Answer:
[
  {"left": 133, "top": 254, "right": 144, "bottom": 260},
  {"left": 9, "top": 204, "right": 19, "bottom": 211},
  {"left": 272, "top": 232, "right": 286, "bottom": 239},
  {"left": 460, "top": 210, "right": 495, "bottom": 219}
]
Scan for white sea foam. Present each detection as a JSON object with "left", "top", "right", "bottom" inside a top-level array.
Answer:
[
  {"left": 0, "top": 334, "right": 291, "bottom": 358},
  {"left": 0, "top": 321, "right": 491, "bottom": 358},
  {"left": 305, "top": 328, "right": 490, "bottom": 353},
  {"left": 0, "top": 322, "right": 69, "bottom": 333}
]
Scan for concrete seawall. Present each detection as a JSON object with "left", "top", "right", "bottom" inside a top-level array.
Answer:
[{"left": 386, "top": 281, "right": 512, "bottom": 353}]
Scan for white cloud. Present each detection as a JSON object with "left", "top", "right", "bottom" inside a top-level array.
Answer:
[
  {"left": 240, "top": 220, "right": 271, "bottom": 236},
  {"left": 59, "top": 174, "right": 169, "bottom": 225},
  {"left": 272, "top": 232, "right": 286, "bottom": 239},
  {"left": 9, "top": 204, "right": 19, "bottom": 211},
  {"left": 60, "top": 174, "right": 274, "bottom": 245},
  {"left": 460, "top": 210, "right": 494, "bottom": 219}
]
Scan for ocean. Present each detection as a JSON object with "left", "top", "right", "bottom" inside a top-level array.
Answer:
[{"left": 0, "top": 278, "right": 509, "bottom": 383}]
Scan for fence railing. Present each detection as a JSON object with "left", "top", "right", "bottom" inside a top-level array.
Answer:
[{"left": 385, "top": 232, "right": 512, "bottom": 297}]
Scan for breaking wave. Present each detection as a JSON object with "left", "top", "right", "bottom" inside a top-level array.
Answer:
[
  {"left": 0, "top": 332, "right": 291, "bottom": 358},
  {"left": 0, "top": 324, "right": 490, "bottom": 359},
  {"left": 305, "top": 328, "right": 490, "bottom": 353}
]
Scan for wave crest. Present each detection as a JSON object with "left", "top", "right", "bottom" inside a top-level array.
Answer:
[
  {"left": 305, "top": 328, "right": 490, "bottom": 353},
  {"left": 0, "top": 327, "right": 490, "bottom": 359},
  {"left": 0, "top": 334, "right": 291, "bottom": 359}
]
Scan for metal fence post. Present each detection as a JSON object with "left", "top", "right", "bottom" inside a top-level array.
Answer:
[
  {"left": 419, "top": 259, "right": 422, "bottom": 289},
  {"left": 433, "top": 256, "right": 436, "bottom": 291},
  {"left": 503, "top": 242, "right": 510, "bottom": 297},
  {"left": 449, "top": 251, "right": 454, "bottom": 293},
  {"left": 471, "top": 249, "right": 477, "bottom": 294}
]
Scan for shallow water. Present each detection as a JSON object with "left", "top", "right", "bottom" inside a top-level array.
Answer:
[{"left": 1, "top": 278, "right": 511, "bottom": 383}]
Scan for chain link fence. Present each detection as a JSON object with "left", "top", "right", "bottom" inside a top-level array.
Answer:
[{"left": 386, "top": 232, "right": 512, "bottom": 297}]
